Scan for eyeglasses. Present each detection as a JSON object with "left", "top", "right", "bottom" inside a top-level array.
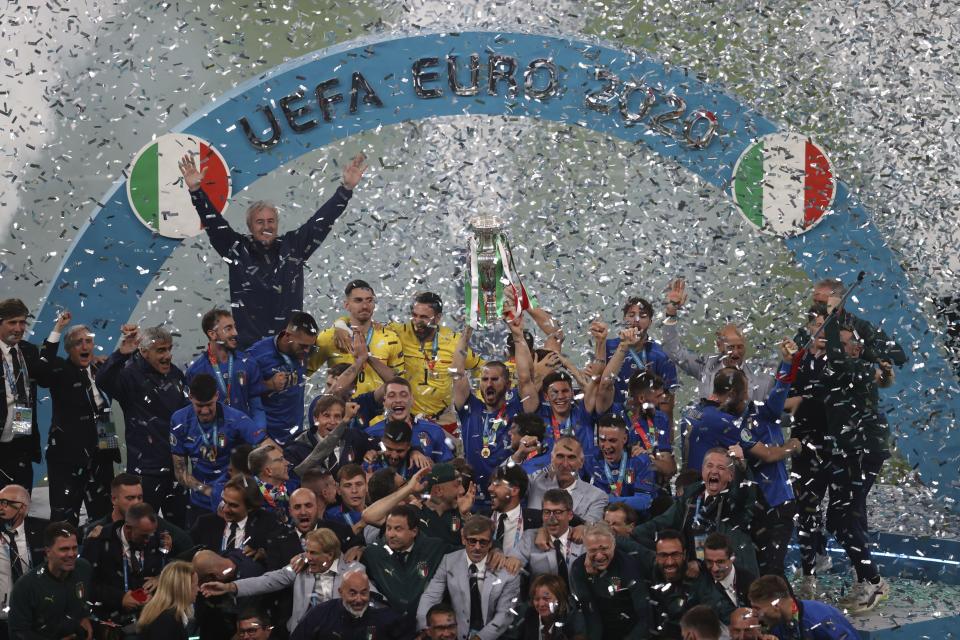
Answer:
[
  {"left": 0, "top": 499, "right": 24, "bottom": 509},
  {"left": 542, "top": 509, "right": 569, "bottom": 518},
  {"left": 464, "top": 537, "right": 492, "bottom": 547},
  {"left": 237, "top": 627, "right": 265, "bottom": 636},
  {"left": 656, "top": 551, "right": 684, "bottom": 560}
]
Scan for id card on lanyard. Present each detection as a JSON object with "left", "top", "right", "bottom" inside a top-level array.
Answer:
[{"left": 3, "top": 352, "right": 31, "bottom": 437}]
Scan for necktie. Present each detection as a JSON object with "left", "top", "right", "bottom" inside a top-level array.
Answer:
[
  {"left": 494, "top": 513, "right": 506, "bottom": 543},
  {"left": 395, "top": 550, "right": 409, "bottom": 566},
  {"left": 225, "top": 522, "right": 239, "bottom": 550},
  {"left": 7, "top": 530, "right": 24, "bottom": 582},
  {"left": 553, "top": 538, "right": 568, "bottom": 584},
  {"left": 10, "top": 346, "right": 27, "bottom": 402},
  {"left": 469, "top": 563, "right": 484, "bottom": 631}
]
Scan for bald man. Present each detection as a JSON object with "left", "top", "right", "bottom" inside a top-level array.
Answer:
[
  {"left": 1, "top": 484, "right": 48, "bottom": 629},
  {"left": 662, "top": 278, "right": 775, "bottom": 402},
  {"left": 291, "top": 568, "right": 414, "bottom": 640},
  {"left": 192, "top": 549, "right": 266, "bottom": 640}
]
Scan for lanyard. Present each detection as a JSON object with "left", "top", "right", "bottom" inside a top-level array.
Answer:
[
  {"left": 482, "top": 405, "right": 507, "bottom": 448},
  {"left": 550, "top": 413, "right": 572, "bottom": 441},
  {"left": 207, "top": 346, "right": 234, "bottom": 405},
  {"left": 415, "top": 324, "right": 440, "bottom": 372},
  {"left": 196, "top": 415, "right": 220, "bottom": 459},
  {"left": 625, "top": 407, "right": 654, "bottom": 451},
  {"left": 82, "top": 367, "right": 107, "bottom": 416},
  {"left": 365, "top": 326, "right": 374, "bottom": 348},
  {"left": 626, "top": 344, "right": 648, "bottom": 371},
  {"left": 342, "top": 508, "right": 354, "bottom": 527},
  {"left": 603, "top": 452, "right": 629, "bottom": 496},
  {"left": 692, "top": 495, "right": 704, "bottom": 527},
  {"left": 2, "top": 349, "right": 28, "bottom": 404}
]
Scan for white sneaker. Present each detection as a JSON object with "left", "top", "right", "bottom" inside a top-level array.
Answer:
[
  {"left": 843, "top": 578, "right": 890, "bottom": 615},
  {"left": 796, "top": 575, "right": 818, "bottom": 600},
  {"left": 814, "top": 553, "right": 833, "bottom": 574}
]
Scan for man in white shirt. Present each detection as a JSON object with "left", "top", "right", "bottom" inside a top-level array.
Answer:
[
  {"left": 703, "top": 532, "right": 754, "bottom": 622},
  {"left": 526, "top": 436, "right": 608, "bottom": 523}
]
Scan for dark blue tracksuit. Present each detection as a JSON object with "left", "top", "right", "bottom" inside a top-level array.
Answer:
[
  {"left": 768, "top": 599, "right": 859, "bottom": 639},
  {"left": 190, "top": 186, "right": 354, "bottom": 349},
  {"left": 96, "top": 350, "right": 189, "bottom": 524}
]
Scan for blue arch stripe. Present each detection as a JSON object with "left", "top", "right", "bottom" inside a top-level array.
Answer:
[{"left": 31, "top": 30, "right": 958, "bottom": 505}]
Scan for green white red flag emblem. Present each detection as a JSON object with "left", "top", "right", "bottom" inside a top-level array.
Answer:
[
  {"left": 731, "top": 132, "right": 835, "bottom": 236},
  {"left": 127, "top": 133, "right": 230, "bottom": 239}
]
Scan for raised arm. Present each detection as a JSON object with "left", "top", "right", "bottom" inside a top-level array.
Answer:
[
  {"left": 292, "top": 153, "right": 367, "bottom": 259},
  {"left": 94, "top": 324, "right": 140, "bottom": 399},
  {"left": 595, "top": 328, "right": 640, "bottom": 415},
  {"left": 508, "top": 314, "right": 540, "bottom": 414},
  {"left": 292, "top": 413, "right": 353, "bottom": 478},
  {"left": 360, "top": 466, "right": 429, "bottom": 527},
  {"left": 179, "top": 153, "right": 242, "bottom": 257},
  {"left": 452, "top": 326, "right": 475, "bottom": 411},
  {"left": 661, "top": 278, "right": 706, "bottom": 378}
]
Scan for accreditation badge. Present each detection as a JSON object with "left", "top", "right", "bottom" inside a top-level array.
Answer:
[
  {"left": 10, "top": 404, "right": 32, "bottom": 437},
  {"left": 694, "top": 533, "right": 707, "bottom": 561}
]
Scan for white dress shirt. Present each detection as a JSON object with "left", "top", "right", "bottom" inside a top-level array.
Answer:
[
  {"left": 223, "top": 517, "right": 248, "bottom": 551},
  {"left": 719, "top": 567, "right": 737, "bottom": 604},
  {"left": 498, "top": 504, "right": 523, "bottom": 553},
  {"left": 312, "top": 557, "right": 340, "bottom": 603}
]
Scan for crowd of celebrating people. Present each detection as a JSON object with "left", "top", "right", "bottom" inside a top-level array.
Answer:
[{"left": 0, "top": 152, "right": 907, "bottom": 639}]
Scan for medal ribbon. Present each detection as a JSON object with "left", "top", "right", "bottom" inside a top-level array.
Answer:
[
  {"left": 196, "top": 414, "right": 220, "bottom": 462},
  {"left": 626, "top": 344, "right": 648, "bottom": 372},
  {"left": 207, "top": 345, "right": 234, "bottom": 405},
  {"left": 482, "top": 404, "right": 507, "bottom": 451},
  {"left": 603, "top": 451, "right": 629, "bottom": 496},
  {"left": 550, "top": 413, "right": 572, "bottom": 442},
  {"left": 625, "top": 407, "right": 653, "bottom": 451},
  {"left": 416, "top": 324, "right": 440, "bottom": 372}
]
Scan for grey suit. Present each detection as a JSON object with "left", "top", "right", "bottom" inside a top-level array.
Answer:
[
  {"left": 661, "top": 319, "right": 773, "bottom": 403},
  {"left": 526, "top": 474, "right": 609, "bottom": 523},
  {"left": 416, "top": 550, "right": 520, "bottom": 640},
  {"left": 508, "top": 529, "right": 585, "bottom": 579},
  {"left": 234, "top": 558, "right": 362, "bottom": 633}
]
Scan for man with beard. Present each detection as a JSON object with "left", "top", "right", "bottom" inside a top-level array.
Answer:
[
  {"left": 646, "top": 530, "right": 724, "bottom": 639},
  {"left": 633, "top": 448, "right": 758, "bottom": 576},
  {"left": 171, "top": 374, "right": 268, "bottom": 523},
  {"left": 248, "top": 444, "right": 293, "bottom": 523},
  {"left": 487, "top": 465, "right": 541, "bottom": 555},
  {"left": 454, "top": 315, "right": 540, "bottom": 498},
  {"left": 309, "top": 280, "right": 405, "bottom": 398},
  {"left": 287, "top": 487, "right": 362, "bottom": 553},
  {"left": 527, "top": 436, "right": 608, "bottom": 523},
  {"left": 749, "top": 575, "right": 859, "bottom": 640},
  {"left": 0, "top": 299, "right": 57, "bottom": 493},
  {"left": 178, "top": 152, "right": 367, "bottom": 350},
  {"left": 38, "top": 312, "right": 117, "bottom": 525},
  {"left": 600, "top": 297, "right": 678, "bottom": 410},
  {"left": 291, "top": 567, "right": 414, "bottom": 640},
  {"left": 96, "top": 324, "right": 189, "bottom": 525},
  {"left": 583, "top": 414, "right": 658, "bottom": 516},
  {"left": 366, "top": 378, "right": 453, "bottom": 464},
  {"left": 186, "top": 308, "right": 266, "bottom": 429},
  {"left": 364, "top": 420, "right": 428, "bottom": 481},
  {"left": 247, "top": 311, "right": 321, "bottom": 446},
  {"left": 662, "top": 278, "right": 773, "bottom": 403},
  {"left": 569, "top": 522, "right": 650, "bottom": 639},
  {"left": 386, "top": 292, "right": 484, "bottom": 423},
  {"left": 361, "top": 504, "right": 447, "bottom": 617}
]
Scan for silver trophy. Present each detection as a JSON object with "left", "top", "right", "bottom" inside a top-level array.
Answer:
[{"left": 469, "top": 215, "right": 505, "bottom": 323}]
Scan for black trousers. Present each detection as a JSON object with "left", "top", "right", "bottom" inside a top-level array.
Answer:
[
  {"left": 139, "top": 472, "right": 188, "bottom": 529},
  {"left": 794, "top": 445, "right": 832, "bottom": 575},
  {"left": 750, "top": 500, "right": 796, "bottom": 578},
  {"left": 826, "top": 452, "right": 886, "bottom": 582},
  {"left": 47, "top": 453, "right": 115, "bottom": 525},
  {"left": 0, "top": 445, "right": 33, "bottom": 492}
]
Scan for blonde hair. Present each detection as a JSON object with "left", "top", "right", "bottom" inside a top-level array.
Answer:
[
  {"left": 305, "top": 528, "right": 341, "bottom": 554},
  {"left": 137, "top": 561, "right": 195, "bottom": 631}
]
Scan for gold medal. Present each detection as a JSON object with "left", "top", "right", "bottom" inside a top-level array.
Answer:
[{"left": 481, "top": 446, "right": 491, "bottom": 458}]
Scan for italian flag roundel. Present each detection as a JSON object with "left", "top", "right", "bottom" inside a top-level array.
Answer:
[
  {"left": 732, "top": 132, "right": 835, "bottom": 236},
  {"left": 126, "top": 134, "right": 230, "bottom": 239}
]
